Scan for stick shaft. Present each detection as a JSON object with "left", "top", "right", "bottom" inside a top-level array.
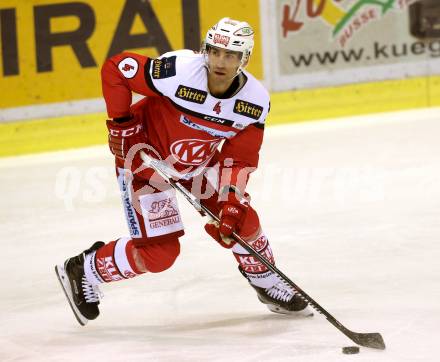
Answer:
[{"left": 140, "top": 152, "right": 385, "bottom": 350}]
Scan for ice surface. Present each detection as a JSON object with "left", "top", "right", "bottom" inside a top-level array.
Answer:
[{"left": 1, "top": 108, "right": 440, "bottom": 361}]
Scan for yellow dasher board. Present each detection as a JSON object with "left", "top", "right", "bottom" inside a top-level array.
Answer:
[{"left": 0, "top": 0, "right": 263, "bottom": 110}]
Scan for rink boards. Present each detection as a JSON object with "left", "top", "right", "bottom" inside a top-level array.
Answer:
[
  {"left": 1, "top": 0, "right": 440, "bottom": 156},
  {"left": 1, "top": 74, "right": 439, "bottom": 157}
]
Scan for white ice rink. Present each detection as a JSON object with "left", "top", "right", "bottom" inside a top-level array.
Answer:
[{"left": 1, "top": 108, "right": 440, "bottom": 361}]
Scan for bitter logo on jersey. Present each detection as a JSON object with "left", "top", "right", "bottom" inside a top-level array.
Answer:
[
  {"left": 233, "top": 99, "right": 263, "bottom": 120},
  {"left": 175, "top": 85, "right": 208, "bottom": 104}
]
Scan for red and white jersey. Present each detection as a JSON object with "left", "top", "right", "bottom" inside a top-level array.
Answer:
[{"left": 102, "top": 50, "right": 270, "bottom": 185}]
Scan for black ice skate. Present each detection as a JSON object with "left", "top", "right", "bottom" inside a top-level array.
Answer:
[
  {"left": 55, "top": 241, "right": 104, "bottom": 326},
  {"left": 239, "top": 266, "right": 313, "bottom": 317}
]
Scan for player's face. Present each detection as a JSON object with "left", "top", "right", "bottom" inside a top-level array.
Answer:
[{"left": 207, "top": 46, "right": 242, "bottom": 81}]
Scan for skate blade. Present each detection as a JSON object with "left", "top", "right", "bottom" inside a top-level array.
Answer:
[
  {"left": 267, "top": 304, "right": 314, "bottom": 318},
  {"left": 55, "top": 264, "right": 88, "bottom": 326}
]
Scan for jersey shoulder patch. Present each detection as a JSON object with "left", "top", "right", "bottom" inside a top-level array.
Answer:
[
  {"left": 151, "top": 56, "right": 177, "bottom": 79},
  {"left": 147, "top": 50, "right": 204, "bottom": 97}
]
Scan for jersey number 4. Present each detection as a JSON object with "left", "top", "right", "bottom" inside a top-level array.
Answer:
[{"left": 213, "top": 101, "right": 221, "bottom": 115}]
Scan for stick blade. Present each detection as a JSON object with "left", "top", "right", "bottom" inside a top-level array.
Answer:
[{"left": 350, "top": 332, "right": 386, "bottom": 350}]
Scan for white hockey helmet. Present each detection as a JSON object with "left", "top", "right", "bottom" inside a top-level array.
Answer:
[{"left": 203, "top": 17, "right": 254, "bottom": 73}]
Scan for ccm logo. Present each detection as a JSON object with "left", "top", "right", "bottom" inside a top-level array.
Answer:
[
  {"left": 110, "top": 124, "right": 142, "bottom": 137},
  {"left": 226, "top": 206, "right": 240, "bottom": 215}
]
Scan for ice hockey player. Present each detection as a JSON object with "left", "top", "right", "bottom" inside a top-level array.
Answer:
[{"left": 55, "top": 17, "right": 312, "bottom": 325}]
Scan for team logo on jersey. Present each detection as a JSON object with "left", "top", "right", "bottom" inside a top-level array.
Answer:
[
  {"left": 118, "top": 57, "right": 138, "bottom": 79},
  {"left": 233, "top": 100, "right": 263, "bottom": 120},
  {"left": 175, "top": 85, "right": 207, "bottom": 104},
  {"left": 214, "top": 34, "right": 230, "bottom": 46},
  {"left": 213, "top": 101, "right": 222, "bottom": 115},
  {"left": 170, "top": 138, "right": 221, "bottom": 166},
  {"left": 152, "top": 56, "right": 177, "bottom": 79}
]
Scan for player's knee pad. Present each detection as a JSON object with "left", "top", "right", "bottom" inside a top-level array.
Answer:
[{"left": 132, "top": 236, "right": 181, "bottom": 273}]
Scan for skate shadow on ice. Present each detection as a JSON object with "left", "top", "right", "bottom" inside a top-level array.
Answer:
[{"left": 69, "top": 312, "right": 308, "bottom": 343}]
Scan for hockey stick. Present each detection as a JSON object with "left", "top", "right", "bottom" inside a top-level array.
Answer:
[{"left": 140, "top": 151, "right": 386, "bottom": 350}]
